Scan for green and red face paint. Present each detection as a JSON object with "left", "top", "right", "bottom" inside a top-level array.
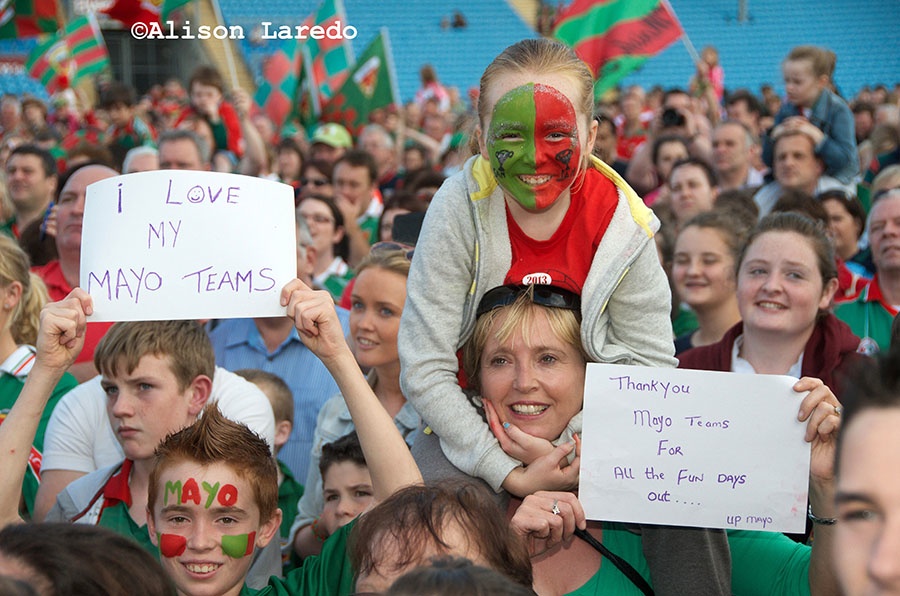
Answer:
[
  {"left": 158, "top": 531, "right": 256, "bottom": 559},
  {"left": 487, "top": 82, "right": 581, "bottom": 210},
  {"left": 157, "top": 477, "right": 256, "bottom": 559}
]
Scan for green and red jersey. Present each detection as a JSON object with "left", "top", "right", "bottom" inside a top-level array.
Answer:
[{"left": 0, "top": 345, "right": 77, "bottom": 519}]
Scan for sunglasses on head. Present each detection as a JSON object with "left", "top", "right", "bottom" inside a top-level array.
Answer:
[
  {"left": 476, "top": 284, "right": 581, "bottom": 318},
  {"left": 371, "top": 241, "right": 415, "bottom": 260}
]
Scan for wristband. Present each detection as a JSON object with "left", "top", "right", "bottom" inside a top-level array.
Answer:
[{"left": 807, "top": 504, "right": 837, "bottom": 525}]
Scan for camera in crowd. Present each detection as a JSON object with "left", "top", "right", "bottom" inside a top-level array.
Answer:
[{"left": 661, "top": 108, "right": 686, "bottom": 128}]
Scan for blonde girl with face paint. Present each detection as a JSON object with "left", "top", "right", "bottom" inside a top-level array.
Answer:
[{"left": 399, "top": 39, "right": 731, "bottom": 593}]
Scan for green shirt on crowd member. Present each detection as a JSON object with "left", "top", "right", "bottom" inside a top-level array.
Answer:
[
  {"left": 834, "top": 278, "right": 897, "bottom": 355},
  {"left": 0, "top": 345, "right": 78, "bottom": 519},
  {"left": 246, "top": 521, "right": 355, "bottom": 596}
]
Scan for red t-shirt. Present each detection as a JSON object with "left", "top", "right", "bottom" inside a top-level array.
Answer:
[
  {"left": 505, "top": 168, "right": 618, "bottom": 293},
  {"left": 33, "top": 260, "right": 114, "bottom": 365}
]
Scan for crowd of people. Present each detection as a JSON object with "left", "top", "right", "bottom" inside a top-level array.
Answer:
[{"left": 0, "top": 33, "right": 899, "bottom": 596}]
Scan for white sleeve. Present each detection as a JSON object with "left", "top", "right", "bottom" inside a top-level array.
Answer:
[
  {"left": 209, "top": 367, "right": 277, "bottom": 453},
  {"left": 41, "top": 376, "right": 123, "bottom": 473}
]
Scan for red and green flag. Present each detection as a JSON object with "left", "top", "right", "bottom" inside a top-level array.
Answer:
[
  {"left": 301, "top": 0, "right": 354, "bottom": 106},
  {"left": 553, "top": 0, "right": 683, "bottom": 98},
  {"left": 294, "top": 45, "right": 322, "bottom": 129},
  {"left": 254, "top": 38, "right": 301, "bottom": 129},
  {"left": 0, "top": 0, "right": 61, "bottom": 39},
  {"left": 25, "top": 14, "right": 109, "bottom": 93},
  {"left": 65, "top": 14, "right": 109, "bottom": 78},
  {"left": 25, "top": 30, "right": 71, "bottom": 93},
  {"left": 319, "top": 28, "right": 399, "bottom": 135}
]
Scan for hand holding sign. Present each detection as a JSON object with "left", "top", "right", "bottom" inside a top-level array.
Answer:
[
  {"left": 579, "top": 364, "right": 814, "bottom": 533},
  {"left": 80, "top": 171, "right": 297, "bottom": 321}
]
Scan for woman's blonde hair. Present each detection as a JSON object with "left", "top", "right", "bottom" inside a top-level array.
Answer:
[
  {"left": 355, "top": 246, "right": 412, "bottom": 279},
  {"left": 462, "top": 289, "right": 586, "bottom": 391},
  {"left": 0, "top": 235, "right": 48, "bottom": 345},
  {"left": 478, "top": 39, "right": 595, "bottom": 173}
]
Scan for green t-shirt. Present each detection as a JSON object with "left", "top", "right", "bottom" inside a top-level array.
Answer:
[
  {"left": 89, "top": 460, "right": 158, "bottom": 556},
  {"left": 278, "top": 459, "right": 304, "bottom": 574},
  {"left": 567, "top": 524, "right": 810, "bottom": 596},
  {"left": 321, "top": 271, "right": 354, "bottom": 303},
  {"left": 248, "top": 520, "right": 810, "bottom": 596},
  {"left": 359, "top": 214, "right": 379, "bottom": 245},
  {"left": 0, "top": 349, "right": 77, "bottom": 519},
  {"left": 834, "top": 285, "right": 895, "bottom": 355},
  {"left": 249, "top": 521, "right": 355, "bottom": 595},
  {"left": 278, "top": 459, "right": 304, "bottom": 539},
  {"left": 0, "top": 216, "right": 15, "bottom": 239},
  {"left": 97, "top": 499, "right": 158, "bottom": 557},
  {"left": 671, "top": 304, "right": 699, "bottom": 339}
]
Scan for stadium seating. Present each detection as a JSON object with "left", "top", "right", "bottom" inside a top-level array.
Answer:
[
  {"left": 621, "top": 0, "right": 898, "bottom": 98},
  {"left": 1, "top": 0, "right": 896, "bottom": 102}
]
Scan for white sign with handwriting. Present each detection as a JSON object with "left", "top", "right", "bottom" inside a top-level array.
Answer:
[
  {"left": 579, "top": 364, "right": 809, "bottom": 533},
  {"left": 81, "top": 170, "right": 297, "bottom": 321}
]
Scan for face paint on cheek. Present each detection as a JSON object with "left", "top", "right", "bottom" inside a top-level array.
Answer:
[
  {"left": 221, "top": 531, "right": 256, "bottom": 558},
  {"left": 159, "top": 533, "right": 187, "bottom": 558},
  {"left": 487, "top": 83, "right": 581, "bottom": 211}
]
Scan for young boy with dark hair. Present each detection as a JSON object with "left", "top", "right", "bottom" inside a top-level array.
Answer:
[
  {"left": 101, "top": 82, "right": 156, "bottom": 169},
  {"left": 316, "top": 432, "right": 373, "bottom": 541}
]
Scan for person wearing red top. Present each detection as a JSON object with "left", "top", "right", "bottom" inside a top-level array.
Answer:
[{"left": 504, "top": 165, "right": 616, "bottom": 293}]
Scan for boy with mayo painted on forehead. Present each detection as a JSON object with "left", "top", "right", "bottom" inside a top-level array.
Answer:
[
  {"left": 0, "top": 285, "right": 426, "bottom": 596},
  {"left": 399, "top": 38, "right": 731, "bottom": 591},
  {"left": 43, "top": 317, "right": 282, "bottom": 587}
]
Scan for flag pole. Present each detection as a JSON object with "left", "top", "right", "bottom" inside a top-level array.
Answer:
[
  {"left": 380, "top": 27, "right": 400, "bottom": 108},
  {"left": 660, "top": 0, "right": 701, "bottom": 65},
  {"left": 209, "top": 0, "right": 239, "bottom": 89}
]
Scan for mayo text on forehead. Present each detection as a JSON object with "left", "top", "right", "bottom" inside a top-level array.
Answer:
[{"left": 164, "top": 478, "right": 239, "bottom": 508}]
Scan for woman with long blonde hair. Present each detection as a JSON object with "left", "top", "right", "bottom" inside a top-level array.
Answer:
[{"left": 0, "top": 235, "right": 78, "bottom": 519}]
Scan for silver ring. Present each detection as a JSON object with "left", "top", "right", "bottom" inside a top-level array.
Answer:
[
  {"left": 551, "top": 500, "right": 561, "bottom": 515},
  {"left": 834, "top": 405, "right": 843, "bottom": 416}
]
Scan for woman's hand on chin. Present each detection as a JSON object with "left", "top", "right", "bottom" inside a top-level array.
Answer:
[
  {"left": 510, "top": 491, "right": 587, "bottom": 558},
  {"left": 484, "top": 399, "right": 555, "bottom": 464},
  {"left": 501, "top": 435, "right": 581, "bottom": 498},
  {"left": 794, "top": 376, "right": 841, "bottom": 483}
]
